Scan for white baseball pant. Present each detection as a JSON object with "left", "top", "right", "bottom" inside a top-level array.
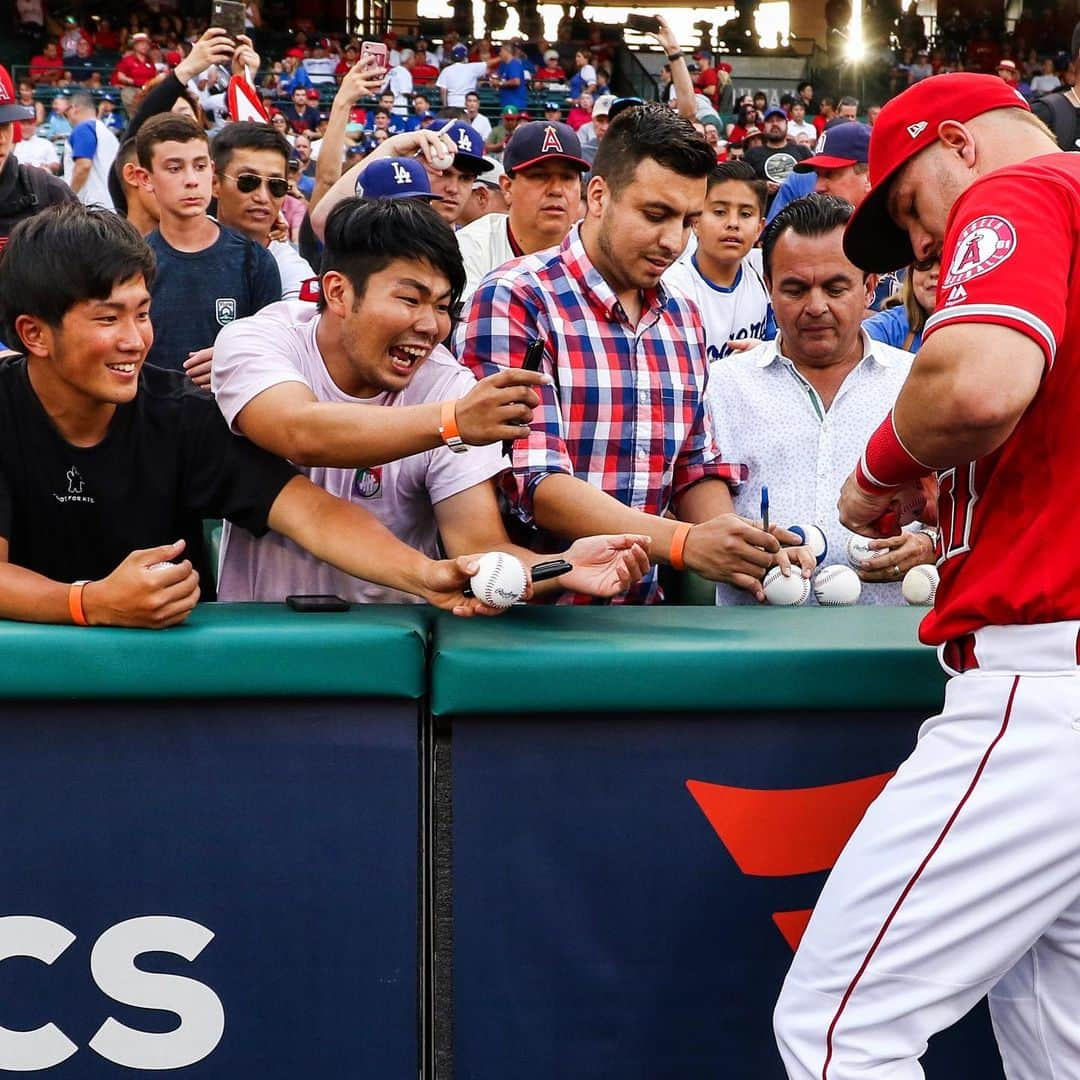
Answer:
[{"left": 774, "top": 621, "right": 1080, "bottom": 1079}]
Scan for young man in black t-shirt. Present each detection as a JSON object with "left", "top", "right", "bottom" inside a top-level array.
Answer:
[
  {"left": 135, "top": 113, "right": 281, "bottom": 374},
  {"left": 0, "top": 205, "right": 503, "bottom": 628}
]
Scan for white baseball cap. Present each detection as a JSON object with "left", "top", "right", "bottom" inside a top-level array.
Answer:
[
  {"left": 473, "top": 157, "right": 506, "bottom": 188},
  {"left": 592, "top": 94, "right": 616, "bottom": 118}
]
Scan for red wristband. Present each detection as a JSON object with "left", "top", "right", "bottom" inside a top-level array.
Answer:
[
  {"left": 856, "top": 411, "right": 929, "bottom": 495},
  {"left": 670, "top": 522, "right": 691, "bottom": 571}
]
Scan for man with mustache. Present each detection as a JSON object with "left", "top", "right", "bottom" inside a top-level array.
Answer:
[
  {"left": 455, "top": 120, "right": 590, "bottom": 304},
  {"left": 457, "top": 104, "right": 813, "bottom": 603}
]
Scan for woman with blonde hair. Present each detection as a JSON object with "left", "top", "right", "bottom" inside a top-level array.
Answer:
[{"left": 863, "top": 254, "right": 939, "bottom": 353}]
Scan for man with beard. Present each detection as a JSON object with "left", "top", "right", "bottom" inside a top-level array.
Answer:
[
  {"left": 456, "top": 104, "right": 813, "bottom": 604},
  {"left": 744, "top": 106, "right": 812, "bottom": 199}
]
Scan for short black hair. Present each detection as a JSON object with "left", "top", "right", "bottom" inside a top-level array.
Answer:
[
  {"left": 0, "top": 205, "right": 156, "bottom": 347},
  {"left": 136, "top": 112, "right": 208, "bottom": 169},
  {"left": 318, "top": 198, "right": 466, "bottom": 313},
  {"left": 761, "top": 193, "right": 855, "bottom": 279},
  {"left": 706, "top": 160, "right": 767, "bottom": 214},
  {"left": 211, "top": 121, "right": 292, "bottom": 175},
  {"left": 592, "top": 103, "right": 715, "bottom": 197},
  {"left": 797, "top": 80, "right": 813, "bottom": 94}
]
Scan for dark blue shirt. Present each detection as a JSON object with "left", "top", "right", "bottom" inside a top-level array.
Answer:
[{"left": 145, "top": 226, "right": 281, "bottom": 371}]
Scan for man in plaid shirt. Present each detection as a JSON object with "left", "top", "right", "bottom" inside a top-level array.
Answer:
[{"left": 457, "top": 105, "right": 809, "bottom": 602}]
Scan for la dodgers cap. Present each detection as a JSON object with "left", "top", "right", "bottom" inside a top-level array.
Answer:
[
  {"left": 439, "top": 119, "right": 494, "bottom": 173},
  {"left": 607, "top": 96, "right": 644, "bottom": 122},
  {"left": 451, "top": 43, "right": 468, "bottom": 60},
  {"left": 763, "top": 106, "right": 787, "bottom": 121},
  {"left": 0, "top": 65, "right": 35, "bottom": 124},
  {"left": 355, "top": 157, "right": 443, "bottom": 200},
  {"left": 503, "top": 120, "right": 590, "bottom": 175},
  {"left": 844, "top": 73, "right": 1031, "bottom": 273},
  {"left": 795, "top": 121, "right": 871, "bottom": 171}
]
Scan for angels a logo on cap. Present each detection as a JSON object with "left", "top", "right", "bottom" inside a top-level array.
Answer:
[
  {"left": 813, "top": 132, "right": 826, "bottom": 153},
  {"left": 0, "top": 82, "right": 10, "bottom": 104},
  {"left": 942, "top": 215, "right": 1016, "bottom": 287},
  {"left": 541, "top": 125, "right": 564, "bottom": 153}
]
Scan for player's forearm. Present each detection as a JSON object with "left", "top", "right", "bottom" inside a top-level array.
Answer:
[
  {"left": 531, "top": 472, "right": 677, "bottom": 565},
  {"left": 892, "top": 326, "right": 1042, "bottom": 469},
  {"left": 670, "top": 57, "right": 697, "bottom": 120},
  {"left": 242, "top": 399, "right": 447, "bottom": 468},
  {"left": 70, "top": 160, "right": 91, "bottom": 194},
  {"left": 268, "top": 476, "right": 433, "bottom": 598},
  {"left": 310, "top": 96, "right": 352, "bottom": 209},
  {"left": 0, "top": 562, "right": 79, "bottom": 625}
]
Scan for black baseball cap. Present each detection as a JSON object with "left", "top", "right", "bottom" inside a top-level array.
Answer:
[{"left": 503, "top": 120, "right": 590, "bottom": 175}]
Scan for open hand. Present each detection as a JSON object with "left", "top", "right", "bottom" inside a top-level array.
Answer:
[{"left": 557, "top": 534, "right": 652, "bottom": 597}]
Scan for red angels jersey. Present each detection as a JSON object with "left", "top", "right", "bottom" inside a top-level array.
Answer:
[{"left": 918, "top": 153, "right": 1080, "bottom": 644}]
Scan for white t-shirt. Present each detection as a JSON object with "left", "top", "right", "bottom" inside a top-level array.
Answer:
[
  {"left": 303, "top": 57, "right": 338, "bottom": 84},
  {"left": 383, "top": 65, "right": 413, "bottom": 113},
  {"left": 1030, "top": 74, "right": 1061, "bottom": 95},
  {"left": 705, "top": 332, "right": 914, "bottom": 606},
  {"left": 663, "top": 254, "right": 771, "bottom": 363},
  {"left": 13, "top": 134, "right": 59, "bottom": 171},
  {"left": 463, "top": 111, "right": 492, "bottom": 139},
  {"left": 787, "top": 119, "right": 817, "bottom": 141},
  {"left": 268, "top": 241, "right": 314, "bottom": 301},
  {"left": 211, "top": 300, "right": 505, "bottom": 603},
  {"left": 436, "top": 62, "right": 489, "bottom": 107},
  {"left": 456, "top": 212, "right": 517, "bottom": 304}
]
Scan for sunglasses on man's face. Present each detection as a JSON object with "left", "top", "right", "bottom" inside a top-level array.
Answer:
[
  {"left": 223, "top": 172, "right": 289, "bottom": 198},
  {"left": 912, "top": 255, "right": 940, "bottom": 273}
]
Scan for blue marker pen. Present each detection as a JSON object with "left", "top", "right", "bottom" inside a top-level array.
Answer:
[{"left": 760, "top": 484, "right": 769, "bottom": 534}]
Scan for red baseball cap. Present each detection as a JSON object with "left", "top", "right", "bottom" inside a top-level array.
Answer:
[
  {"left": 843, "top": 73, "right": 1031, "bottom": 273},
  {"left": 0, "top": 64, "right": 35, "bottom": 124}
]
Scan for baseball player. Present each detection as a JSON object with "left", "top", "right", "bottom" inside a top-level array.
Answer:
[{"left": 774, "top": 73, "right": 1080, "bottom": 1077}]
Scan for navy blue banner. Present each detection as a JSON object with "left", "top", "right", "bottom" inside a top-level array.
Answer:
[
  {"left": 0, "top": 699, "right": 418, "bottom": 1077},
  {"left": 451, "top": 710, "right": 1003, "bottom": 1079}
]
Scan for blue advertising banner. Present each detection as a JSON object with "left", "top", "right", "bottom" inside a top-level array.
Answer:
[
  {"left": 0, "top": 699, "right": 418, "bottom": 1077},
  {"left": 451, "top": 709, "right": 1004, "bottom": 1080}
]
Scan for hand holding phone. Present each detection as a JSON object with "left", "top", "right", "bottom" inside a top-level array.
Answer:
[
  {"left": 210, "top": 0, "right": 245, "bottom": 44},
  {"left": 502, "top": 338, "right": 545, "bottom": 457},
  {"left": 626, "top": 14, "right": 662, "bottom": 34},
  {"left": 360, "top": 40, "right": 389, "bottom": 76}
]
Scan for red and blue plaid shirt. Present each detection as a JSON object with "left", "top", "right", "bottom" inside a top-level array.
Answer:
[{"left": 454, "top": 225, "right": 745, "bottom": 603}]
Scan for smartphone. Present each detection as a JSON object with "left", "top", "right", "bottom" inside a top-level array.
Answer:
[
  {"left": 360, "top": 40, "right": 389, "bottom": 75},
  {"left": 502, "top": 338, "right": 545, "bottom": 456},
  {"left": 209, "top": 0, "right": 245, "bottom": 42},
  {"left": 285, "top": 594, "right": 351, "bottom": 612},
  {"left": 626, "top": 14, "right": 662, "bottom": 34},
  {"left": 529, "top": 559, "right": 573, "bottom": 583}
]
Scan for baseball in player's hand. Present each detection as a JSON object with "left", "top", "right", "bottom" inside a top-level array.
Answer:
[
  {"left": 454, "top": 367, "right": 550, "bottom": 446},
  {"left": 557, "top": 534, "right": 652, "bottom": 597},
  {"left": 420, "top": 554, "right": 520, "bottom": 616},
  {"left": 838, "top": 470, "right": 896, "bottom": 536}
]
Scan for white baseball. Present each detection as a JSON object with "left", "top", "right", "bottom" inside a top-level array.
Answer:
[
  {"left": 763, "top": 566, "right": 810, "bottom": 607},
  {"left": 846, "top": 533, "right": 879, "bottom": 569},
  {"left": 429, "top": 150, "right": 455, "bottom": 171},
  {"left": 902, "top": 564, "right": 940, "bottom": 606},
  {"left": 788, "top": 523, "right": 828, "bottom": 565},
  {"left": 470, "top": 552, "right": 528, "bottom": 608},
  {"left": 813, "top": 564, "right": 862, "bottom": 606}
]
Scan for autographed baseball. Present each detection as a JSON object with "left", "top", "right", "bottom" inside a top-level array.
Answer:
[
  {"left": 813, "top": 564, "right": 862, "bottom": 606},
  {"left": 470, "top": 552, "right": 528, "bottom": 608},
  {"left": 429, "top": 149, "right": 455, "bottom": 171},
  {"left": 902, "top": 564, "right": 940, "bottom": 606},
  {"left": 788, "top": 523, "right": 828, "bottom": 566},
  {"left": 763, "top": 566, "right": 810, "bottom": 607},
  {"left": 846, "top": 534, "right": 879, "bottom": 569}
]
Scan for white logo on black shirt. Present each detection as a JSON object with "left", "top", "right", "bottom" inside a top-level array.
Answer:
[
  {"left": 54, "top": 466, "right": 94, "bottom": 504},
  {"left": 215, "top": 298, "right": 238, "bottom": 326}
]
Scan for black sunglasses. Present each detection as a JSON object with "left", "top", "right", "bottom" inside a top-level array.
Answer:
[
  {"left": 912, "top": 255, "right": 940, "bottom": 273},
  {"left": 223, "top": 172, "right": 289, "bottom": 198}
]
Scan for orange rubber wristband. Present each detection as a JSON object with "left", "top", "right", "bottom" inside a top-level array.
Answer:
[
  {"left": 69, "top": 580, "right": 90, "bottom": 626},
  {"left": 438, "top": 399, "right": 466, "bottom": 452},
  {"left": 669, "top": 522, "right": 691, "bottom": 571}
]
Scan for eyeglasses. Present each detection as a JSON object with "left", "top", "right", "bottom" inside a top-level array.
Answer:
[
  {"left": 912, "top": 255, "right": 940, "bottom": 272},
  {"left": 222, "top": 172, "right": 289, "bottom": 198}
]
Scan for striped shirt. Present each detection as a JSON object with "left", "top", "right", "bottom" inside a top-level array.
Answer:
[{"left": 454, "top": 225, "right": 743, "bottom": 603}]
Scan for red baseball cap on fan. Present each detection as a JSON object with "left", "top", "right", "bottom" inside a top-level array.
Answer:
[
  {"left": 0, "top": 64, "right": 35, "bottom": 125},
  {"left": 843, "top": 73, "right": 1031, "bottom": 273}
]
